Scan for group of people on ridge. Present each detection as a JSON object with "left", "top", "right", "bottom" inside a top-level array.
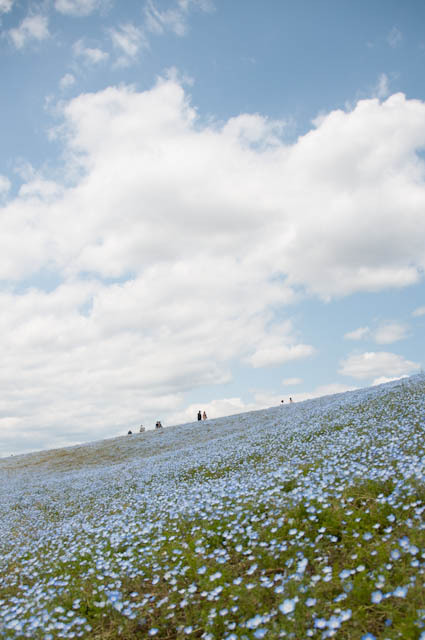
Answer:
[
  {"left": 127, "top": 423, "right": 159, "bottom": 434},
  {"left": 129, "top": 396, "right": 290, "bottom": 435}
]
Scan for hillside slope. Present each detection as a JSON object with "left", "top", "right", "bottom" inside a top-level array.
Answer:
[{"left": 1, "top": 375, "right": 425, "bottom": 639}]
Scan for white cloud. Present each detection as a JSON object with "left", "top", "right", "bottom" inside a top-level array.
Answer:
[
  {"left": 248, "top": 342, "right": 315, "bottom": 368},
  {"left": 387, "top": 26, "right": 402, "bottom": 48},
  {"left": 289, "top": 382, "right": 358, "bottom": 403},
  {"left": 374, "top": 73, "right": 390, "bottom": 99},
  {"left": 169, "top": 381, "right": 355, "bottom": 424},
  {"left": 345, "top": 326, "right": 370, "bottom": 340},
  {"left": 372, "top": 375, "right": 408, "bottom": 386},
  {"left": 9, "top": 14, "right": 49, "bottom": 49},
  {"left": 0, "top": 175, "right": 11, "bottom": 195},
  {"left": 73, "top": 39, "right": 109, "bottom": 64},
  {"left": 145, "top": 0, "right": 213, "bottom": 37},
  {"left": 244, "top": 321, "right": 315, "bottom": 370},
  {"left": 0, "top": 0, "right": 13, "bottom": 13},
  {"left": 59, "top": 73, "right": 76, "bottom": 90},
  {"left": 339, "top": 351, "right": 420, "bottom": 380},
  {"left": 109, "top": 23, "right": 146, "bottom": 66},
  {"left": 2, "top": 79, "right": 425, "bottom": 453},
  {"left": 412, "top": 306, "right": 425, "bottom": 317},
  {"left": 282, "top": 377, "right": 302, "bottom": 386},
  {"left": 344, "top": 322, "right": 407, "bottom": 344},
  {"left": 54, "top": 0, "right": 108, "bottom": 16},
  {"left": 373, "top": 322, "right": 408, "bottom": 344}
]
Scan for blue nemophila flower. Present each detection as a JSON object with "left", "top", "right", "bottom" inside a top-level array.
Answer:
[
  {"left": 306, "top": 598, "right": 316, "bottom": 607},
  {"left": 361, "top": 634, "right": 376, "bottom": 640},
  {"left": 340, "top": 610, "right": 352, "bottom": 621},
  {"left": 209, "top": 571, "right": 222, "bottom": 581},
  {"left": 371, "top": 590, "right": 383, "bottom": 603},
  {"left": 246, "top": 614, "right": 263, "bottom": 629},
  {"left": 393, "top": 586, "right": 408, "bottom": 598},
  {"left": 314, "top": 618, "right": 327, "bottom": 629},
  {"left": 279, "top": 598, "right": 296, "bottom": 615},
  {"left": 247, "top": 563, "right": 257, "bottom": 575},
  {"left": 254, "top": 629, "right": 267, "bottom": 639}
]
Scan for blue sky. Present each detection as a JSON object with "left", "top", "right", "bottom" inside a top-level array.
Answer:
[{"left": 0, "top": 0, "right": 424, "bottom": 456}]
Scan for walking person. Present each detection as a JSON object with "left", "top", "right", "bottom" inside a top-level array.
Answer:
[
  {"left": 202, "top": 411, "right": 207, "bottom": 420},
  {"left": 197, "top": 410, "right": 202, "bottom": 421}
]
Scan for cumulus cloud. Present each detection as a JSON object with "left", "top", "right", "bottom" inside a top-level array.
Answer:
[
  {"left": 73, "top": 39, "right": 109, "bottom": 64},
  {"left": 339, "top": 351, "right": 420, "bottom": 380},
  {"left": 1, "top": 78, "right": 425, "bottom": 453},
  {"left": 9, "top": 13, "right": 49, "bottom": 49}
]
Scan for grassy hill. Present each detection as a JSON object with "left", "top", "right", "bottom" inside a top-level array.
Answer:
[{"left": 1, "top": 374, "right": 425, "bottom": 639}]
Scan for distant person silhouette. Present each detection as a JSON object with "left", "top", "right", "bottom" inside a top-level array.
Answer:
[
  {"left": 139, "top": 425, "right": 145, "bottom": 433},
  {"left": 289, "top": 397, "right": 293, "bottom": 403},
  {"left": 128, "top": 430, "right": 132, "bottom": 435},
  {"left": 197, "top": 410, "right": 202, "bottom": 421},
  {"left": 202, "top": 411, "right": 207, "bottom": 420}
]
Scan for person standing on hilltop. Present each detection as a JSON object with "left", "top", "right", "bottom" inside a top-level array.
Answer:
[
  {"left": 202, "top": 411, "right": 207, "bottom": 420},
  {"left": 197, "top": 410, "right": 202, "bottom": 421}
]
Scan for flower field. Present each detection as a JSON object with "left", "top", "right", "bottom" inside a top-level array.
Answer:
[{"left": 1, "top": 374, "right": 425, "bottom": 639}]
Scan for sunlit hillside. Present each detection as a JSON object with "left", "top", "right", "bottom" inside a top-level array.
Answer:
[{"left": 1, "top": 375, "right": 425, "bottom": 639}]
